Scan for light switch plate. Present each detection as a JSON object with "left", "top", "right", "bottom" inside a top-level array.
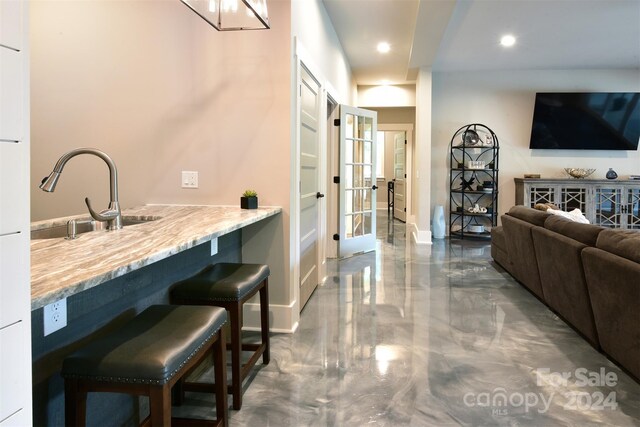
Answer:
[{"left": 182, "top": 171, "right": 198, "bottom": 189}]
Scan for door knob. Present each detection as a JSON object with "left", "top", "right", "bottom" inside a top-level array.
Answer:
[
  {"left": 316, "top": 192, "right": 325, "bottom": 199},
  {"left": 372, "top": 185, "right": 378, "bottom": 190}
]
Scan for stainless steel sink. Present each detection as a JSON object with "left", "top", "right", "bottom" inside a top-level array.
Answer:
[{"left": 31, "top": 217, "right": 157, "bottom": 240}]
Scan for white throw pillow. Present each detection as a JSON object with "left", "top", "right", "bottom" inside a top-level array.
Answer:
[{"left": 547, "top": 208, "right": 590, "bottom": 224}]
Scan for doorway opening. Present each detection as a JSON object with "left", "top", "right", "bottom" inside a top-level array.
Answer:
[{"left": 377, "top": 124, "right": 414, "bottom": 227}]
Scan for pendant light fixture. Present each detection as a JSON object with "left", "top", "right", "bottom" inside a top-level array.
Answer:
[{"left": 180, "top": 0, "right": 270, "bottom": 31}]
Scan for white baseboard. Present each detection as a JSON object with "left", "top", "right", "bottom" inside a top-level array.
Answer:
[
  {"left": 243, "top": 300, "right": 299, "bottom": 333},
  {"left": 411, "top": 222, "right": 433, "bottom": 245}
]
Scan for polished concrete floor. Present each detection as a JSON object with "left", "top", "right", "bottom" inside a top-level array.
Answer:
[{"left": 176, "top": 213, "right": 640, "bottom": 426}]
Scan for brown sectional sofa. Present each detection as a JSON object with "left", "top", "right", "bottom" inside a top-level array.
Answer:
[{"left": 491, "top": 206, "right": 640, "bottom": 381}]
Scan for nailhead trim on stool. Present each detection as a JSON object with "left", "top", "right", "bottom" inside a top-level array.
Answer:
[
  {"left": 171, "top": 263, "right": 270, "bottom": 410},
  {"left": 61, "top": 305, "right": 229, "bottom": 427}
]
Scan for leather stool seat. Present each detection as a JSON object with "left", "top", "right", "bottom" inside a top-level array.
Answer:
[
  {"left": 62, "top": 305, "right": 228, "bottom": 426},
  {"left": 171, "top": 263, "right": 270, "bottom": 410},
  {"left": 171, "top": 263, "right": 270, "bottom": 301}
]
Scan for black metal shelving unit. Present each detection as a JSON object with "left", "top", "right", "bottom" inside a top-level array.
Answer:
[{"left": 448, "top": 123, "right": 499, "bottom": 239}]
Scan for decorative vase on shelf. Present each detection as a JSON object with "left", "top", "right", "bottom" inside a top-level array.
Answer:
[
  {"left": 432, "top": 205, "right": 445, "bottom": 239},
  {"left": 606, "top": 168, "right": 618, "bottom": 180}
]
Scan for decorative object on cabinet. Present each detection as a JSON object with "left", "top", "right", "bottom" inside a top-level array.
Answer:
[
  {"left": 462, "top": 129, "right": 480, "bottom": 146},
  {"left": 180, "top": 0, "right": 270, "bottom": 31},
  {"left": 449, "top": 123, "right": 499, "bottom": 239},
  {"left": 241, "top": 189, "right": 259, "bottom": 209},
  {"left": 515, "top": 178, "right": 640, "bottom": 230},
  {"left": 564, "top": 168, "right": 596, "bottom": 179},
  {"left": 606, "top": 168, "right": 618, "bottom": 180}
]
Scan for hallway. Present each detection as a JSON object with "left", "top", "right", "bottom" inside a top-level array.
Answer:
[{"left": 179, "top": 213, "right": 640, "bottom": 426}]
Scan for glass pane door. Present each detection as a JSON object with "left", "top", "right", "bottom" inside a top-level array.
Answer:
[{"left": 339, "top": 105, "right": 377, "bottom": 257}]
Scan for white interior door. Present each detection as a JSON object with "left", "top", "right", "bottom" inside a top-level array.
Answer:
[
  {"left": 299, "top": 65, "right": 322, "bottom": 310},
  {"left": 338, "top": 105, "right": 377, "bottom": 258},
  {"left": 393, "top": 132, "right": 406, "bottom": 222}
]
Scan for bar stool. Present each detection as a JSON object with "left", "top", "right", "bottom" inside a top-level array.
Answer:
[
  {"left": 61, "top": 305, "right": 228, "bottom": 427},
  {"left": 171, "top": 263, "right": 270, "bottom": 410}
]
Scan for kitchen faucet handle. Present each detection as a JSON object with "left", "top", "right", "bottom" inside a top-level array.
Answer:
[{"left": 85, "top": 197, "right": 118, "bottom": 222}]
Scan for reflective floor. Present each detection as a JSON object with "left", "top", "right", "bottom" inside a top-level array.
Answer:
[{"left": 177, "top": 213, "right": 640, "bottom": 426}]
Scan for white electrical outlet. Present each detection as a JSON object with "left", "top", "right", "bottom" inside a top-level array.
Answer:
[
  {"left": 182, "top": 171, "right": 199, "bottom": 189},
  {"left": 44, "top": 298, "right": 67, "bottom": 336},
  {"left": 210, "top": 238, "right": 218, "bottom": 256}
]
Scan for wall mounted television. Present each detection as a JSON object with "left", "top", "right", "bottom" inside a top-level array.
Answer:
[{"left": 529, "top": 92, "right": 640, "bottom": 150}]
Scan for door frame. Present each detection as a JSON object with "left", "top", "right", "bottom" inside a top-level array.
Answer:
[
  {"left": 293, "top": 39, "right": 340, "bottom": 314},
  {"left": 378, "top": 123, "right": 414, "bottom": 222}
]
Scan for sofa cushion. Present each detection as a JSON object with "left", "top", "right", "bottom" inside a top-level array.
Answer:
[
  {"left": 491, "top": 226, "right": 512, "bottom": 272},
  {"left": 544, "top": 215, "right": 604, "bottom": 246},
  {"left": 582, "top": 247, "right": 640, "bottom": 380},
  {"left": 508, "top": 206, "right": 551, "bottom": 227},
  {"left": 532, "top": 227, "right": 599, "bottom": 347},
  {"left": 501, "top": 214, "right": 545, "bottom": 300},
  {"left": 595, "top": 229, "right": 640, "bottom": 263}
]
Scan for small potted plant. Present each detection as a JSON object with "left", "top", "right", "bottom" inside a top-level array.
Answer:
[{"left": 241, "top": 189, "right": 258, "bottom": 209}]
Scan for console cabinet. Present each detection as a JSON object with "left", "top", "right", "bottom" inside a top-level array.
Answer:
[{"left": 515, "top": 178, "right": 640, "bottom": 230}]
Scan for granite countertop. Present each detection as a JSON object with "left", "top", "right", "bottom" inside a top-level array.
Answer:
[{"left": 30, "top": 205, "right": 281, "bottom": 310}]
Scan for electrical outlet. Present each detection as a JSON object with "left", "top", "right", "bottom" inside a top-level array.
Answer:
[
  {"left": 210, "top": 238, "right": 218, "bottom": 256},
  {"left": 44, "top": 298, "right": 67, "bottom": 336},
  {"left": 182, "top": 171, "right": 198, "bottom": 189}
]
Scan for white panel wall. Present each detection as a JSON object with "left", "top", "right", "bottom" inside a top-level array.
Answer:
[
  {"left": 291, "top": 0, "right": 354, "bottom": 104},
  {"left": 0, "top": 0, "right": 32, "bottom": 424}
]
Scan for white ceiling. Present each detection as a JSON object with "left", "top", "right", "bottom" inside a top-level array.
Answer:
[{"left": 322, "top": 0, "right": 640, "bottom": 85}]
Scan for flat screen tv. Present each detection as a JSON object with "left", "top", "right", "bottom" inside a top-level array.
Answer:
[{"left": 529, "top": 92, "right": 640, "bottom": 150}]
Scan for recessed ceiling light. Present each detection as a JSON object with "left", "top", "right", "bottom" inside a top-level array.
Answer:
[
  {"left": 380, "top": 79, "right": 391, "bottom": 86},
  {"left": 500, "top": 34, "right": 516, "bottom": 47},
  {"left": 377, "top": 42, "right": 390, "bottom": 53}
]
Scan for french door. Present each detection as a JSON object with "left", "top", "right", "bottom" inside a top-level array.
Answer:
[
  {"left": 393, "top": 131, "right": 406, "bottom": 222},
  {"left": 338, "top": 105, "right": 377, "bottom": 258}
]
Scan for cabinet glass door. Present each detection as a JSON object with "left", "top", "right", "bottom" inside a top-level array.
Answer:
[
  {"left": 561, "top": 187, "right": 587, "bottom": 212},
  {"left": 626, "top": 188, "right": 640, "bottom": 229},
  {"left": 595, "top": 188, "right": 622, "bottom": 227},
  {"left": 529, "top": 186, "right": 556, "bottom": 207}
]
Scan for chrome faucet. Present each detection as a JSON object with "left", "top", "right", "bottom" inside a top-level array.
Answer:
[{"left": 39, "top": 148, "right": 123, "bottom": 230}]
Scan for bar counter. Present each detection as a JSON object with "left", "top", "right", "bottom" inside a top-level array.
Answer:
[{"left": 31, "top": 204, "right": 281, "bottom": 310}]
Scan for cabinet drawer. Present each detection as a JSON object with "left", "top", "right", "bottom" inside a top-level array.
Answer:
[
  {"left": 0, "top": 322, "right": 27, "bottom": 422},
  {"left": 0, "top": 0, "right": 22, "bottom": 51},
  {"left": 0, "top": 233, "right": 29, "bottom": 329},
  {"left": 0, "top": 143, "right": 27, "bottom": 235},
  {"left": 0, "top": 47, "right": 23, "bottom": 142}
]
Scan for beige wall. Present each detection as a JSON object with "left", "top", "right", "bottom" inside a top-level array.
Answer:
[
  {"left": 367, "top": 108, "right": 417, "bottom": 210},
  {"left": 30, "top": 0, "right": 292, "bottom": 306},
  {"left": 432, "top": 69, "right": 640, "bottom": 228},
  {"left": 358, "top": 85, "right": 416, "bottom": 108}
]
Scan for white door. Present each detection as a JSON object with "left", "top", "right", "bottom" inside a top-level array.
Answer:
[
  {"left": 338, "top": 105, "right": 377, "bottom": 258},
  {"left": 299, "top": 65, "right": 322, "bottom": 310},
  {"left": 393, "top": 132, "right": 406, "bottom": 222}
]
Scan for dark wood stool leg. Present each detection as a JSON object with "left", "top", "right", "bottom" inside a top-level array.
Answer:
[
  {"left": 260, "top": 278, "right": 270, "bottom": 364},
  {"left": 65, "top": 378, "right": 86, "bottom": 427},
  {"left": 214, "top": 328, "right": 229, "bottom": 426},
  {"left": 149, "top": 385, "right": 171, "bottom": 426},
  {"left": 229, "top": 302, "right": 243, "bottom": 410}
]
